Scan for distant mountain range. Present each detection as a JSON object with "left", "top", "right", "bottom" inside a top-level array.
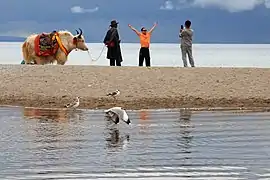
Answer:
[{"left": 0, "top": 36, "right": 26, "bottom": 42}]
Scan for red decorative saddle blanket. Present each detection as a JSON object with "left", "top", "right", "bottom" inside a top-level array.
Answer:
[{"left": 34, "top": 32, "right": 59, "bottom": 57}]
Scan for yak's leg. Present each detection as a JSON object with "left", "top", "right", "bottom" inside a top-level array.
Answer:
[
  {"left": 45, "top": 57, "right": 56, "bottom": 65},
  {"left": 22, "top": 42, "right": 37, "bottom": 65},
  {"left": 57, "top": 61, "right": 65, "bottom": 65},
  {"left": 40, "top": 58, "right": 47, "bottom": 65},
  {"left": 23, "top": 56, "right": 34, "bottom": 64},
  {"left": 23, "top": 58, "right": 32, "bottom": 64},
  {"left": 25, "top": 57, "right": 36, "bottom": 65},
  {"left": 48, "top": 57, "right": 57, "bottom": 65},
  {"left": 52, "top": 60, "right": 57, "bottom": 65},
  {"left": 55, "top": 52, "right": 67, "bottom": 65},
  {"left": 22, "top": 42, "right": 31, "bottom": 64},
  {"left": 34, "top": 57, "right": 43, "bottom": 65}
]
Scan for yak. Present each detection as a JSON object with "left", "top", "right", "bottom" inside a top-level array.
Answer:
[{"left": 22, "top": 28, "right": 88, "bottom": 65}]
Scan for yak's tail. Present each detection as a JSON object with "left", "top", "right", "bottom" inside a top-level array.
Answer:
[{"left": 22, "top": 41, "right": 31, "bottom": 63}]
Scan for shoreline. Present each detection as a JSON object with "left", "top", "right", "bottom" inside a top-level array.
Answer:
[
  {"left": 1, "top": 96, "right": 270, "bottom": 110},
  {"left": 0, "top": 65, "right": 270, "bottom": 110},
  {"left": 2, "top": 104, "right": 270, "bottom": 113}
]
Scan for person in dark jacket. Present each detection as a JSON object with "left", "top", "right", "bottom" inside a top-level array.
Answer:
[{"left": 103, "top": 20, "right": 123, "bottom": 66}]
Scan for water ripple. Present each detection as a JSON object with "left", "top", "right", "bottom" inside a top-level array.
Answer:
[{"left": 0, "top": 107, "right": 270, "bottom": 179}]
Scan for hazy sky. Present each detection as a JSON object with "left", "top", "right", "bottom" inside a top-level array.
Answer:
[{"left": 1, "top": 0, "right": 270, "bottom": 43}]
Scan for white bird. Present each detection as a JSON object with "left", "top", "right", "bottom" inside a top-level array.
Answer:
[
  {"left": 65, "top": 97, "right": 80, "bottom": 109},
  {"left": 105, "top": 107, "right": 131, "bottom": 125},
  {"left": 106, "top": 89, "right": 120, "bottom": 99}
]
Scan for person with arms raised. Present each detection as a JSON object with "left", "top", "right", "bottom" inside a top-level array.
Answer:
[{"left": 128, "top": 22, "right": 157, "bottom": 67}]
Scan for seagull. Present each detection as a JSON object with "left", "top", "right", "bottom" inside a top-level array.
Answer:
[
  {"left": 64, "top": 96, "right": 80, "bottom": 109},
  {"left": 106, "top": 89, "right": 120, "bottom": 99},
  {"left": 105, "top": 107, "right": 131, "bottom": 125}
]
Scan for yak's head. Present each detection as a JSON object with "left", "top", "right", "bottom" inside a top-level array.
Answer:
[{"left": 73, "top": 28, "right": 88, "bottom": 51}]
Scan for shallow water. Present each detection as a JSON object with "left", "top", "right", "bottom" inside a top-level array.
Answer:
[
  {"left": 2, "top": 42, "right": 270, "bottom": 67},
  {"left": 0, "top": 107, "right": 270, "bottom": 179}
]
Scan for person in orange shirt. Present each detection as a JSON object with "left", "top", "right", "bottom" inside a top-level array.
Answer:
[{"left": 128, "top": 22, "right": 157, "bottom": 67}]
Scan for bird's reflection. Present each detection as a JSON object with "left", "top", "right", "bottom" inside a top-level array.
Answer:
[
  {"left": 104, "top": 125, "right": 130, "bottom": 151},
  {"left": 23, "top": 107, "right": 83, "bottom": 122},
  {"left": 178, "top": 109, "right": 193, "bottom": 155}
]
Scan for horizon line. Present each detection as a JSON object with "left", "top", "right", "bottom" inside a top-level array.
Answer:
[{"left": 0, "top": 41, "right": 270, "bottom": 45}]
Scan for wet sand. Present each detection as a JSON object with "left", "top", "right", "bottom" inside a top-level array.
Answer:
[{"left": 0, "top": 65, "right": 270, "bottom": 109}]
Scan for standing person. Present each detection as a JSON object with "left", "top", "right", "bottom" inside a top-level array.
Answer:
[
  {"left": 128, "top": 22, "right": 157, "bottom": 67},
  {"left": 103, "top": 20, "right": 123, "bottom": 66},
  {"left": 179, "top": 20, "right": 195, "bottom": 67}
]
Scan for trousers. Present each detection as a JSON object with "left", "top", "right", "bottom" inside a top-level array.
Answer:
[
  {"left": 181, "top": 45, "right": 195, "bottom": 67},
  {"left": 110, "top": 59, "right": 121, "bottom": 66},
  {"left": 139, "top": 47, "right": 151, "bottom": 67}
]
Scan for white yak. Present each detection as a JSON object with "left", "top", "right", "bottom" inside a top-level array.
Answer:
[{"left": 22, "top": 28, "right": 88, "bottom": 65}]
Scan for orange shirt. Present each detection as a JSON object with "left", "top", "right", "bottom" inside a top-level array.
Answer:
[{"left": 139, "top": 32, "right": 151, "bottom": 48}]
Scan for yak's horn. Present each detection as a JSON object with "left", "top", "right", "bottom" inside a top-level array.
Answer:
[{"left": 78, "top": 28, "right": 83, "bottom": 37}]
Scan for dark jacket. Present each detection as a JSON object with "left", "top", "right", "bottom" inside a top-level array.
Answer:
[{"left": 103, "top": 27, "right": 123, "bottom": 62}]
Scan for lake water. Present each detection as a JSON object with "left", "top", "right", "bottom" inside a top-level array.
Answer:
[
  {"left": 1, "top": 42, "right": 270, "bottom": 67},
  {"left": 0, "top": 107, "right": 270, "bottom": 179}
]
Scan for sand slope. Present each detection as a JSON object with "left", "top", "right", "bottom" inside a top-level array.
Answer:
[{"left": 0, "top": 65, "right": 269, "bottom": 109}]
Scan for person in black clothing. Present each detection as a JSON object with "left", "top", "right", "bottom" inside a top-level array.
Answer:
[{"left": 103, "top": 20, "right": 123, "bottom": 66}]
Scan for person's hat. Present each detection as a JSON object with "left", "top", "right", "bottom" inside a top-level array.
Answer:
[
  {"left": 141, "top": 27, "right": 147, "bottom": 31},
  {"left": 110, "top": 20, "right": 119, "bottom": 26}
]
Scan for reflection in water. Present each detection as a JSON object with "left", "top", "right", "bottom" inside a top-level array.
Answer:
[
  {"left": 180, "top": 109, "right": 192, "bottom": 121},
  {"left": 23, "top": 107, "right": 82, "bottom": 122},
  {"left": 1, "top": 108, "right": 270, "bottom": 179},
  {"left": 138, "top": 110, "right": 150, "bottom": 135},
  {"left": 139, "top": 110, "right": 149, "bottom": 121},
  {"left": 21, "top": 108, "right": 87, "bottom": 167},
  {"left": 178, "top": 109, "right": 193, "bottom": 155},
  {"left": 105, "top": 125, "right": 130, "bottom": 151},
  {"left": 22, "top": 107, "right": 84, "bottom": 153},
  {"left": 31, "top": 123, "right": 64, "bottom": 153}
]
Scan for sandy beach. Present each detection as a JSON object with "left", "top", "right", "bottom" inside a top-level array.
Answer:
[{"left": 0, "top": 65, "right": 269, "bottom": 109}]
